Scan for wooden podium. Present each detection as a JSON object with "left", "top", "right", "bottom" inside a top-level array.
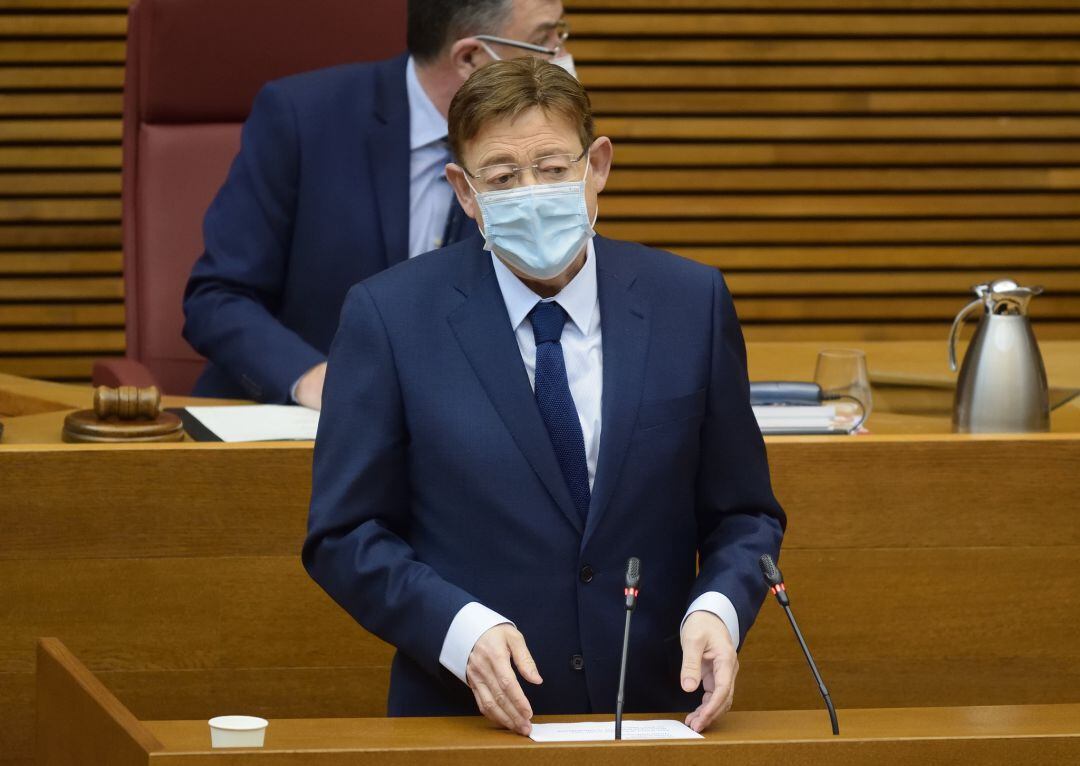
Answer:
[
  {"left": 6, "top": 343, "right": 1080, "bottom": 765},
  {"left": 37, "top": 639, "right": 1080, "bottom": 765}
]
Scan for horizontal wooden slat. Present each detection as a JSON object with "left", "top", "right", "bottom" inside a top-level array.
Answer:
[
  {"left": 0, "top": 93, "right": 121, "bottom": 117},
  {"left": 579, "top": 65, "right": 1080, "bottom": 89},
  {"left": 672, "top": 245, "right": 1080, "bottom": 270},
  {"left": 591, "top": 91, "right": 1080, "bottom": 115},
  {"left": 729, "top": 295, "right": 1080, "bottom": 320},
  {"left": 0, "top": 276, "right": 121, "bottom": 299},
  {"left": 0, "top": 0, "right": 129, "bottom": 8},
  {"left": 0, "top": 302, "right": 123, "bottom": 325},
  {"left": 573, "top": 39, "right": 1080, "bottom": 63},
  {"left": 568, "top": 1, "right": 1080, "bottom": 11},
  {"left": 599, "top": 218, "right": 1080, "bottom": 243},
  {"left": 0, "top": 329, "right": 123, "bottom": 352},
  {"left": 571, "top": 13, "right": 1080, "bottom": 36},
  {"left": 0, "top": 14, "right": 126, "bottom": 36},
  {"left": 0, "top": 250, "right": 120, "bottom": 274},
  {"left": 0, "top": 354, "right": 105, "bottom": 379},
  {"left": 601, "top": 194, "right": 1080, "bottom": 218},
  {"left": 0, "top": 120, "right": 120, "bottom": 142},
  {"left": 611, "top": 143, "right": 1080, "bottom": 167},
  {"left": 0, "top": 66, "right": 123, "bottom": 89},
  {"left": 740, "top": 322, "right": 1080, "bottom": 342},
  {"left": 606, "top": 169, "right": 1080, "bottom": 192},
  {"left": 723, "top": 270, "right": 1080, "bottom": 295},
  {"left": 0, "top": 224, "right": 120, "bottom": 247},
  {"left": 0, "top": 146, "right": 120, "bottom": 168},
  {"left": 0, "top": 42, "right": 126, "bottom": 64},
  {"left": 598, "top": 116, "right": 1080, "bottom": 140},
  {"left": 0, "top": 198, "right": 118, "bottom": 222},
  {"left": 0, "top": 173, "right": 120, "bottom": 195}
]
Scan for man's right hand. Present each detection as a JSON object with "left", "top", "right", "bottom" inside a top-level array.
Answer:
[
  {"left": 294, "top": 362, "right": 327, "bottom": 410},
  {"left": 465, "top": 624, "right": 543, "bottom": 735}
]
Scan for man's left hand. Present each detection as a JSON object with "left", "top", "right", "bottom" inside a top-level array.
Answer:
[{"left": 679, "top": 611, "right": 738, "bottom": 732}]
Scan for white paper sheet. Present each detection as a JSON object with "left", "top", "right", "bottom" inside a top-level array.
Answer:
[
  {"left": 185, "top": 405, "right": 320, "bottom": 442},
  {"left": 528, "top": 719, "right": 703, "bottom": 742},
  {"left": 753, "top": 404, "right": 855, "bottom": 434}
]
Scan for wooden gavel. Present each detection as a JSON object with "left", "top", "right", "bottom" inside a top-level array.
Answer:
[{"left": 93, "top": 386, "right": 161, "bottom": 421}]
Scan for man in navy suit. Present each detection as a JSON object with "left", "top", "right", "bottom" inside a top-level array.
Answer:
[
  {"left": 304, "top": 59, "right": 785, "bottom": 735},
  {"left": 183, "top": 0, "right": 573, "bottom": 406}
]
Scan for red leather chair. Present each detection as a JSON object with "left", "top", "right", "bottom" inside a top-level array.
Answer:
[{"left": 94, "top": 0, "right": 406, "bottom": 394}]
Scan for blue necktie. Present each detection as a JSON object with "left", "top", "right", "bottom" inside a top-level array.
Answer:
[{"left": 530, "top": 301, "right": 590, "bottom": 524}]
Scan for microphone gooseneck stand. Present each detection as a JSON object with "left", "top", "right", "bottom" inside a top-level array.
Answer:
[
  {"left": 615, "top": 557, "right": 641, "bottom": 740},
  {"left": 759, "top": 554, "right": 839, "bottom": 736}
]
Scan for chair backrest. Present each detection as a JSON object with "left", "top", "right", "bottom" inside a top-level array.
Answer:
[{"left": 122, "top": 0, "right": 406, "bottom": 394}]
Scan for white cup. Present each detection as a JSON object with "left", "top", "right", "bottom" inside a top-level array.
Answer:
[{"left": 208, "top": 715, "right": 268, "bottom": 748}]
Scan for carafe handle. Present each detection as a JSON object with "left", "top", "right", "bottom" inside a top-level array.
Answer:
[{"left": 948, "top": 297, "right": 984, "bottom": 372}]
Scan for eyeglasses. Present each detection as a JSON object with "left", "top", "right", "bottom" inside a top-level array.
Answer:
[
  {"left": 465, "top": 148, "right": 588, "bottom": 191},
  {"left": 474, "top": 18, "right": 571, "bottom": 57}
]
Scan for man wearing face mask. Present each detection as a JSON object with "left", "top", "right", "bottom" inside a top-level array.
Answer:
[
  {"left": 304, "top": 60, "right": 785, "bottom": 734},
  {"left": 182, "top": 0, "right": 575, "bottom": 407}
]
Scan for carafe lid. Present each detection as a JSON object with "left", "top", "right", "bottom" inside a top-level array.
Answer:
[{"left": 973, "top": 278, "right": 1043, "bottom": 315}]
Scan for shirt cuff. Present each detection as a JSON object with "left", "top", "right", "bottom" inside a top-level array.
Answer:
[
  {"left": 682, "top": 591, "right": 741, "bottom": 650},
  {"left": 438, "top": 602, "right": 514, "bottom": 684},
  {"left": 288, "top": 374, "right": 303, "bottom": 404}
]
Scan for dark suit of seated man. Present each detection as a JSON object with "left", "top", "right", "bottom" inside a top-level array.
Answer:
[
  {"left": 303, "top": 58, "right": 786, "bottom": 736},
  {"left": 181, "top": 0, "right": 573, "bottom": 407}
]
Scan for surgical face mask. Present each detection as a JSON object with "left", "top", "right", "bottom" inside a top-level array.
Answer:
[
  {"left": 550, "top": 53, "right": 577, "bottom": 79},
  {"left": 476, "top": 39, "right": 578, "bottom": 80},
  {"left": 468, "top": 161, "right": 597, "bottom": 280}
]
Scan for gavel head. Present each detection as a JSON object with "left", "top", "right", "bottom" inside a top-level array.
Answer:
[{"left": 93, "top": 386, "right": 161, "bottom": 421}]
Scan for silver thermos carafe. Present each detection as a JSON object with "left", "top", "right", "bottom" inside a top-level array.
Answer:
[{"left": 948, "top": 279, "right": 1049, "bottom": 433}]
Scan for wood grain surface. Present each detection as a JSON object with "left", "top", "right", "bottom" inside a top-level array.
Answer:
[{"left": 3, "top": 426, "right": 1079, "bottom": 763}]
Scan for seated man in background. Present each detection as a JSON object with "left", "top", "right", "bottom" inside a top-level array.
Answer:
[
  {"left": 182, "top": 0, "right": 573, "bottom": 407},
  {"left": 303, "top": 59, "right": 785, "bottom": 735}
]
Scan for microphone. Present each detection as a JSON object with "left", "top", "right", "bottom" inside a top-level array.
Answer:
[
  {"left": 615, "top": 557, "right": 640, "bottom": 740},
  {"left": 758, "top": 554, "right": 839, "bottom": 736}
]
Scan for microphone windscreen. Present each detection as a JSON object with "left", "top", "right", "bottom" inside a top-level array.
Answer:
[
  {"left": 759, "top": 554, "right": 783, "bottom": 586},
  {"left": 625, "top": 557, "right": 641, "bottom": 589}
]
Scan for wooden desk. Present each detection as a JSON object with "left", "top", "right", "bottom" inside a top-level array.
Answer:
[
  {"left": 4, "top": 350, "right": 1080, "bottom": 765},
  {"left": 38, "top": 639, "right": 1080, "bottom": 766},
  {"left": 3, "top": 340, "right": 1079, "bottom": 443}
]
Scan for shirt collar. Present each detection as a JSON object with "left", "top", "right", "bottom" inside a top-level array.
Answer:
[
  {"left": 492, "top": 239, "right": 598, "bottom": 336},
  {"left": 405, "top": 56, "right": 449, "bottom": 151}
]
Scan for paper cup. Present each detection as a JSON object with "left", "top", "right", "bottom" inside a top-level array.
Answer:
[{"left": 208, "top": 715, "right": 268, "bottom": 748}]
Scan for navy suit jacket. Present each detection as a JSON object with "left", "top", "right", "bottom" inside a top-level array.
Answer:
[
  {"left": 183, "top": 54, "right": 420, "bottom": 402},
  {"left": 303, "top": 234, "right": 786, "bottom": 716}
]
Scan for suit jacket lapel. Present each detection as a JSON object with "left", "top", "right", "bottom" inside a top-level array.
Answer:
[
  {"left": 447, "top": 242, "right": 584, "bottom": 535},
  {"left": 367, "top": 54, "right": 410, "bottom": 269},
  {"left": 585, "top": 239, "right": 650, "bottom": 547}
]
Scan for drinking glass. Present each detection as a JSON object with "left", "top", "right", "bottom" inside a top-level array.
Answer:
[{"left": 814, "top": 349, "right": 872, "bottom": 432}]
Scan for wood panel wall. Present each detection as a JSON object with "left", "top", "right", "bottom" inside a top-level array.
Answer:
[
  {"left": 1, "top": 0, "right": 1079, "bottom": 381},
  {"left": 0, "top": 0, "right": 126, "bottom": 381}
]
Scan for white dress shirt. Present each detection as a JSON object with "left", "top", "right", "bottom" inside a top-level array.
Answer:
[
  {"left": 438, "top": 240, "right": 741, "bottom": 684},
  {"left": 405, "top": 56, "right": 455, "bottom": 258}
]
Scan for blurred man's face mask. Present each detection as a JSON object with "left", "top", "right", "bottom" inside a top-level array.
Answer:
[{"left": 472, "top": 21, "right": 577, "bottom": 79}]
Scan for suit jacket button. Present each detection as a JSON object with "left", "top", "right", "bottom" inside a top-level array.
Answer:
[
  {"left": 570, "top": 654, "right": 585, "bottom": 671},
  {"left": 579, "top": 565, "right": 594, "bottom": 584}
]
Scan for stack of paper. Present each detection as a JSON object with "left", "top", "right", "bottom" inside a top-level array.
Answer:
[
  {"left": 753, "top": 404, "right": 848, "bottom": 434},
  {"left": 529, "top": 720, "right": 703, "bottom": 742},
  {"left": 184, "top": 405, "right": 320, "bottom": 442}
]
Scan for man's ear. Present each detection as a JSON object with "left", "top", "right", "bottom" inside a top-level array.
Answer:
[
  {"left": 449, "top": 38, "right": 490, "bottom": 82},
  {"left": 587, "top": 137, "right": 614, "bottom": 195},
  {"left": 446, "top": 163, "right": 481, "bottom": 225}
]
